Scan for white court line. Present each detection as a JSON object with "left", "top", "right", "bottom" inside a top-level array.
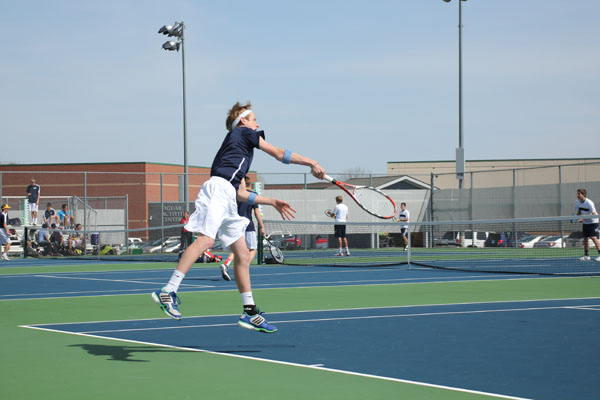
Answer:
[
  {"left": 0, "top": 287, "right": 164, "bottom": 298},
  {"left": 32, "top": 274, "right": 176, "bottom": 286},
  {"left": 566, "top": 306, "right": 600, "bottom": 311},
  {"left": 0, "top": 269, "right": 175, "bottom": 279},
  {"left": 73, "top": 303, "right": 600, "bottom": 334},
  {"left": 32, "top": 274, "right": 215, "bottom": 289},
  {"left": 20, "top": 297, "right": 600, "bottom": 326},
  {"left": 19, "top": 324, "right": 531, "bottom": 400},
  {"left": 0, "top": 276, "right": 584, "bottom": 301}
]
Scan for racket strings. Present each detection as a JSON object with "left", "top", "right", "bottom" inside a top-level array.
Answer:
[{"left": 354, "top": 187, "right": 396, "bottom": 218}]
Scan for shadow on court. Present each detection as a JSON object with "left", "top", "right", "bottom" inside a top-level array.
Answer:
[
  {"left": 69, "top": 344, "right": 189, "bottom": 362},
  {"left": 184, "top": 277, "right": 224, "bottom": 282},
  {"left": 183, "top": 343, "right": 296, "bottom": 355}
]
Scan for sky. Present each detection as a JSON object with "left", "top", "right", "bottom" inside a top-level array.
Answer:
[{"left": 2, "top": 0, "right": 599, "bottom": 177}]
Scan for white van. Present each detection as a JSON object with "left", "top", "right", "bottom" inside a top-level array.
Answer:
[
  {"left": 435, "top": 231, "right": 489, "bottom": 248},
  {"left": 458, "top": 231, "right": 489, "bottom": 248}
]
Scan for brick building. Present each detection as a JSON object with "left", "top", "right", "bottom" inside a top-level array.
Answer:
[{"left": 0, "top": 162, "right": 226, "bottom": 230}]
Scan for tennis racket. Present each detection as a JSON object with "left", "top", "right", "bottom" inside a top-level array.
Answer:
[
  {"left": 324, "top": 175, "right": 397, "bottom": 220},
  {"left": 264, "top": 237, "right": 284, "bottom": 264},
  {"left": 325, "top": 209, "right": 335, "bottom": 218}
]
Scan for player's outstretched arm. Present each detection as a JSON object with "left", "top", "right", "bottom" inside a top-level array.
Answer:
[
  {"left": 258, "top": 137, "right": 325, "bottom": 179},
  {"left": 237, "top": 184, "right": 296, "bottom": 220}
]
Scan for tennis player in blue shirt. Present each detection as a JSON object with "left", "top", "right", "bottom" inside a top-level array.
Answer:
[{"left": 153, "top": 101, "right": 325, "bottom": 333}]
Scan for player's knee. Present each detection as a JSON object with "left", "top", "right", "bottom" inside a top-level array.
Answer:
[{"left": 233, "top": 248, "right": 250, "bottom": 266}]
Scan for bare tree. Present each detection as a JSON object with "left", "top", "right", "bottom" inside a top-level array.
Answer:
[{"left": 339, "top": 167, "right": 372, "bottom": 181}]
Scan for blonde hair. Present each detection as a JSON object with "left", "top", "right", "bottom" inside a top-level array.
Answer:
[
  {"left": 226, "top": 101, "right": 253, "bottom": 131},
  {"left": 336, "top": 196, "right": 343, "bottom": 204}
]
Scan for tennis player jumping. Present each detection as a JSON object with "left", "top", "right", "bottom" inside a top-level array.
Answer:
[{"left": 152, "top": 102, "right": 325, "bottom": 333}]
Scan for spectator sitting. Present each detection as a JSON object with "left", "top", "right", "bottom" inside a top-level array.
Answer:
[
  {"left": 49, "top": 223, "right": 64, "bottom": 254},
  {"left": 57, "top": 204, "right": 74, "bottom": 228},
  {"left": 36, "top": 223, "right": 52, "bottom": 255},
  {"left": 68, "top": 224, "right": 84, "bottom": 253},
  {"left": 43, "top": 202, "right": 59, "bottom": 226}
]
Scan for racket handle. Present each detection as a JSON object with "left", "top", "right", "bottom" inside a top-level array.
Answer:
[{"left": 323, "top": 175, "right": 335, "bottom": 183}]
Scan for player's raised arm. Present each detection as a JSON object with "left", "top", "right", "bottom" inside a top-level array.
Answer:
[{"left": 258, "top": 137, "right": 325, "bottom": 180}]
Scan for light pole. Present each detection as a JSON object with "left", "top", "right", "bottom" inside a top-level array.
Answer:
[
  {"left": 158, "top": 21, "right": 189, "bottom": 211},
  {"left": 443, "top": 0, "right": 467, "bottom": 189}
]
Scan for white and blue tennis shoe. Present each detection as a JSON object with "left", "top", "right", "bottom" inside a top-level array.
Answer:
[
  {"left": 152, "top": 288, "right": 182, "bottom": 320},
  {"left": 238, "top": 312, "right": 278, "bottom": 333}
]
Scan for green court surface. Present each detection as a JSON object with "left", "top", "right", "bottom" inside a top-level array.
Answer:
[{"left": 1, "top": 262, "right": 599, "bottom": 399}]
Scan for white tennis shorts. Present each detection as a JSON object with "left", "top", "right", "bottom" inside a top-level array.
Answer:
[
  {"left": 245, "top": 231, "right": 258, "bottom": 250},
  {"left": 0, "top": 228, "right": 9, "bottom": 245},
  {"left": 185, "top": 176, "right": 249, "bottom": 248},
  {"left": 28, "top": 202, "right": 39, "bottom": 212}
]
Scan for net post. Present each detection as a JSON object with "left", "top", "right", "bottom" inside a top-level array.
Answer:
[{"left": 406, "top": 224, "right": 411, "bottom": 269}]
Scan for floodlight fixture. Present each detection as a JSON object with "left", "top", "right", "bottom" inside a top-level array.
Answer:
[
  {"left": 158, "top": 22, "right": 183, "bottom": 38},
  {"left": 158, "top": 25, "right": 172, "bottom": 35},
  {"left": 162, "top": 41, "right": 180, "bottom": 51}
]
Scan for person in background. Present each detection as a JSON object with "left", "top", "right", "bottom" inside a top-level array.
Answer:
[
  {"left": 26, "top": 178, "right": 41, "bottom": 225},
  {"left": 398, "top": 202, "right": 410, "bottom": 251},
  {"left": 328, "top": 195, "right": 350, "bottom": 256},
  {"left": 220, "top": 176, "right": 267, "bottom": 281},
  {"left": 58, "top": 204, "right": 74, "bottom": 228},
  {"left": 575, "top": 188, "right": 600, "bottom": 261},
  {"left": 68, "top": 224, "right": 85, "bottom": 253},
  {"left": 43, "top": 202, "right": 59, "bottom": 226},
  {"left": 36, "top": 223, "right": 52, "bottom": 255},
  {"left": 179, "top": 210, "right": 192, "bottom": 251},
  {"left": 49, "top": 223, "right": 64, "bottom": 253},
  {"left": 0, "top": 204, "right": 12, "bottom": 260}
]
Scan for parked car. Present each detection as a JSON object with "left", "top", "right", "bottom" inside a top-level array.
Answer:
[
  {"left": 144, "top": 236, "right": 180, "bottom": 253},
  {"left": 434, "top": 231, "right": 459, "bottom": 247},
  {"left": 506, "top": 231, "right": 531, "bottom": 248},
  {"left": 164, "top": 239, "right": 182, "bottom": 253},
  {"left": 433, "top": 231, "right": 489, "bottom": 248},
  {"left": 533, "top": 235, "right": 567, "bottom": 248},
  {"left": 564, "top": 231, "right": 593, "bottom": 248},
  {"left": 315, "top": 236, "right": 328, "bottom": 249},
  {"left": 484, "top": 233, "right": 508, "bottom": 247},
  {"left": 128, "top": 237, "right": 143, "bottom": 247},
  {"left": 268, "top": 234, "right": 302, "bottom": 250},
  {"left": 517, "top": 235, "right": 547, "bottom": 248}
]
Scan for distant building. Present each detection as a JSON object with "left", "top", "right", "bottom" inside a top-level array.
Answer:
[
  {"left": 387, "top": 158, "right": 600, "bottom": 189},
  {"left": 0, "top": 162, "right": 257, "bottom": 230}
]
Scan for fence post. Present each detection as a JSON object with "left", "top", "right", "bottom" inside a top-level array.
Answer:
[
  {"left": 83, "top": 172, "right": 88, "bottom": 253},
  {"left": 559, "top": 166, "right": 564, "bottom": 247},
  {"left": 429, "top": 172, "right": 434, "bottom": 247},
  {"left": 160, "top": 173, "right": 164, "bottom": 250},
  {"left": 512, "top": 169, "right": 517, "bottom": 247},
  {"left": 469, "top": 171, "right": 473, "bottom": 221},
  {"left": 125, "top": 193, "right": 129, "bottom": 252}
]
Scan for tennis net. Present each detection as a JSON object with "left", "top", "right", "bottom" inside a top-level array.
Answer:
[
  {"left": 23, "top": 215, "right": 600, "bottom": 275},
  {"left": 262, "top": 215, "right": 600, "bottom": 275}
]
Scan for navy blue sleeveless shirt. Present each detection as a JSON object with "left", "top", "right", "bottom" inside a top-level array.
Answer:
[{"left": 210, "top": 127, "right": 264, "bottom": 190}]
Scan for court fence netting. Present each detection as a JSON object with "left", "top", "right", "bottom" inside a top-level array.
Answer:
[{"left": 22, "top": 215, "right": 600, "bottom": 276}]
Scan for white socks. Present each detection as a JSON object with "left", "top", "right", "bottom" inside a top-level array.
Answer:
[
  {"left": 240, "top": 291, "right": 255, "bottom": 306},
  {"left": 164, "top": 270, "right": 185, "bottom": 293}
]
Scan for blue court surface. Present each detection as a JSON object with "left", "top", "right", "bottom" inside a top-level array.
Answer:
[
  {"left": 6, "top": 261, "right": 600, "bottom": 399},
  {"left": 1, "top": 262, "right": 554, "bottom": 300}
]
